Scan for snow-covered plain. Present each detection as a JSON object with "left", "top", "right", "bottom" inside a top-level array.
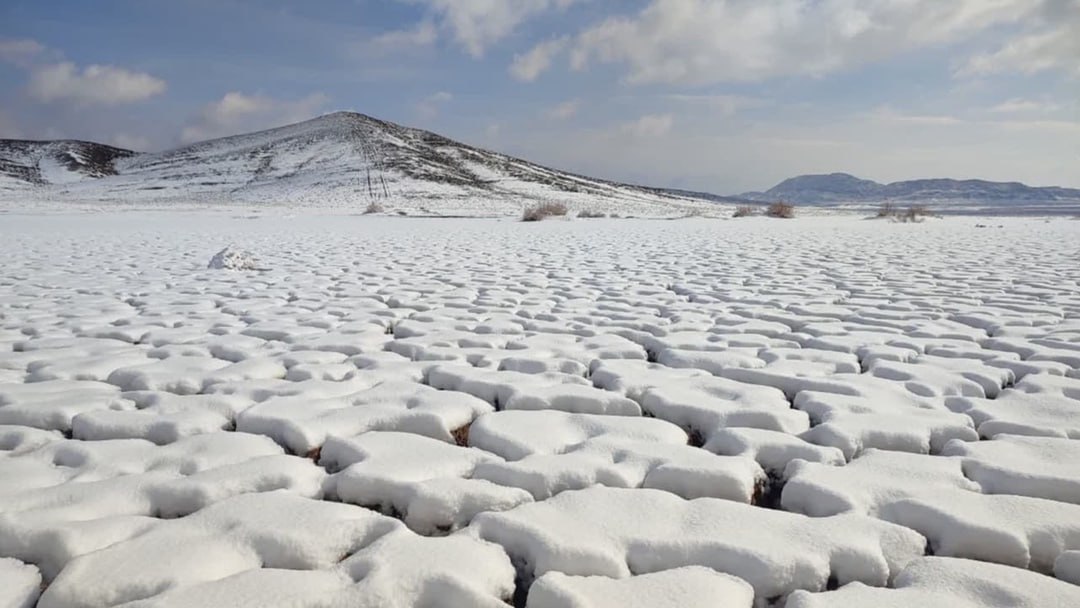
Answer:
[{"left": 1, "top": 212, "right": 1079, "bottom": 607}]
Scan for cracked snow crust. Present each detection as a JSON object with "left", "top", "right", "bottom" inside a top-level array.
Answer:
[{"left": 1, "top": 213, "right": 1079, "bottom": 608}]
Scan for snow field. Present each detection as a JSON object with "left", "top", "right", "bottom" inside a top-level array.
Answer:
[{"left": 1, "top": 213, "right": 1079, "bottom": 607}]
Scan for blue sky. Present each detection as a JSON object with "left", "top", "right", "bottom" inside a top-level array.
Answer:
[{"left": 1, "top": 0, "right": 1077, "bottom": 193}]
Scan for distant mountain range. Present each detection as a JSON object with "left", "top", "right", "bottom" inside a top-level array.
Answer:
[
  {"left": 738, "top": 172, "right": 1080, "bottom": 213},
  {"left": 0, "top": 112, "right": 727, "bottom": 216}
]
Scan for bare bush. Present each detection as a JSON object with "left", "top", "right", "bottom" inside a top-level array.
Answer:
[
  {"left": 578, "top": 209, "right": 606, "bottom": 219},
  {"left": 363, "top": 201, "right": 385, "bottom": 215},
  {"left": 733, "top": 205, "right": 757, "bottom": 218},
  {"left": 895, "top": 204, "right": 932, "bottom": 223},
  {"left": 522, "top": 201, "right": 569, "bottom": 222},
  {"left": 875, "top": 202, "right": 898, "bottom": 218},
  {"left": 765, "top": 201, "right": 795, "bottom": 219}
]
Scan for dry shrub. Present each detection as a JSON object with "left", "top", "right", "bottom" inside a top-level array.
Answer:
[
  {"left": 363, "top": 201, "right": 385, "bottom": 214},
  {"left": 733, "top": 205, "right": 757, "bottom": 218},
  {"left": 876, "top": 202, "right": 898, "bottom": 218},
  {"left": 522, "top": 201, "right": 569, "bottom": 222},
  {"left": 578, "top": 209, "right": 606, "bottom": 219},
  {"left": 451, "top": 423, "right": 471, "bottom": 447},
  {"left": 766, "top": 201, "right": 795, "bottom": 219},
  {"left": 895, "top": 204, "right": 932, "bottom": 223}
]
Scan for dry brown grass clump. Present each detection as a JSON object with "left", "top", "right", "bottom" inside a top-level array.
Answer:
[
  {"left": 876, "top": 202, "right": 933, "bottom": 222},
  {"left": 733, "top": 205, "right": 757, "bottom": 218},
  {"left": 522, "top": 201, "right": 569, "bottom": 222},
  {"left": 765, "top": 201, "right": 795, "bottom": 219},
  {"left": 363, "top": 201, "right": 385, "bottom": 214},
  {"left": 577, "top": 209, "right": 606, "bottom": 219}
]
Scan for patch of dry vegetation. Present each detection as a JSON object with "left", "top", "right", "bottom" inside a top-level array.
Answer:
[
  {"left": 522, "top": 202, "right": 569, "bottom": 222},
  {"left": 765, "top": 202, "right": 795, "bottom": 219},
  {"left": 876, "top": 202, "right": 933, "bottom": 222},
  {"left": 733, "top": 205, "right": 757, "bottom": 218}
]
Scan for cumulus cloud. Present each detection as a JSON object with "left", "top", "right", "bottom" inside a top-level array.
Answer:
[
  {"left": 415, "top": 91, "right": 453, "bottom": 120},
  {"left": 394, "top": 0, "right": 581, "bottom": 57},
  {"left": 2, "top": 38, "right": 166, "bottom": 106},
  {"left": 510, "top": 36, "right": 568, "bottom": 81},
  {"left": 621, "top": 114, "right": 674, "bottom": 137},
  {"left": 180, "top": 92, "right": 329, "bottom": 143},
  {"left": 27, "top": 62, "right": 166, "bottom": 105},
  {"left": 546, "top": 99, "right": 580, "bottom": 120},
  {"left": 514, "top": 0, "right": 1053, "bottom": 84}
]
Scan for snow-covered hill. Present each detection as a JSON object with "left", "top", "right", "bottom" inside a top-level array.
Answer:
[
  {"left": 740, "top": 172, "right": 1080, "bottom": 214},
  {"left": 0, "top": 112, "right": 718, "bottom": 216},
  {"left": 0, "top": 140, "right": 134, "bottom": 193}
]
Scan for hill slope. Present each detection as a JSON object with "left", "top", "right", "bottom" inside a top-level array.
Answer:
[
  {"left": 0, "top": 112, "right": 716, "bottom": 216},
  {"left": 0, "top": 140, "right": 134, "bottom": 192}
]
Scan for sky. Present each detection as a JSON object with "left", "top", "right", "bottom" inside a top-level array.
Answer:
[{"left": 0, "top": 0, "right": 1077, "bottom": 194}]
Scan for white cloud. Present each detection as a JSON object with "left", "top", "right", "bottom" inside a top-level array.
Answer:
[
  {"left": 544, "top": 0, "right": 1048, "bottom": 85},
  {"left": 415, "top": 91, "right": 453, "bottom": 120},
  {"left": 620, "top": 113, "right": 674, "bottom": 137},
  {"left": 397, "top": 0, "right": 581, "bottom": 57},
  {"left": 180, "top": 92, "right": 329, "bottom": 143},
  {"left": 988, "top": 98, "right": 1063, "bottom": 114},
  {"left": 870, "top": 106, "right": 965, "bottom": 126},
  {"left": 546, "top": 99, "right": 580, "bottom": 120},
  {"left": 510, "top": 36, "right": 567, "bottom": 81},
  {"left": 960, "top": 4, "right": 1080, "bottom": 78},
  {"left": 369, "top": 22, "right": 439, "bottom": 52},
  {"left": 27, "top": 62, "right": 166, "bottom": 105},
  {"left": 0, "top": 38, "right": 45, "bottom": 67},
  {"left": 665, "top": 94, "right": 766, "bottom": 116}
]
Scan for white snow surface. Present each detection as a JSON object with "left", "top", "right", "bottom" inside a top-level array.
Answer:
[
  {"left": 1, "top": 213, "right": 1080, "bottom": 607},
  {"left": 786, "top": 556, "right": 1080, "bottom": 607},
  {"left": 526, "top": 567, "right": 754, "bottom": 608}
]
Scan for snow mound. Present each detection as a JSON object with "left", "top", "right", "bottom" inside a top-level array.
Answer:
[
  {"left": 786, "top": 556, "right": 1080, "bottom": 607},
  {"left": 783, "top": 449, "right": 1080, "bottom": 574},
  {"left": 941, "top": 434, "right": 1080, "bottom": 504},
  {"left": 704, "top": 427, "right": 846, "bottom": 473},
  {"left": 207, "top": 246, "right": 259, "bottom": 270},
  {"left": 0, "top": 558, "right": 41, "bottom": 608},
  {"left": 38, "top": 491, "right": 400, "bottom": 608},
  {"left": 467, "top": 410, "right": 688, "bottom": 461},
  {"left": 526, "top": 567, "right": 754, "bottom": 608},
  {"left": 468, "top": 486, "right": 925, "bottom": 600},
  {"left": 235, "top": 380, "right": 492, "bottom": 455},
  {"left": 640, "top": 376, "right": 807, "bottom": 439},
  {"left": 946, "top": 374, "right": 1080, "bottom": 439},
  {"left": 473, "top": 436, "right": 764, "bottom": 503},
  {"left": 322, "top": 432, "right": 533, "bottom": 534}
]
